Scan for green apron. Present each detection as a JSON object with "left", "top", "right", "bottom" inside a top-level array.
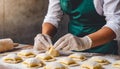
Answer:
[{"left": 60, "top": 0, "right": 118, "bottom": 54}]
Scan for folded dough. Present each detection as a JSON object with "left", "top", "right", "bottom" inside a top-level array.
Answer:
[
  {"left": 44, "top": 62, "right": 67, "bottom": 69},
  {"left": 17, "top": 50, "right": 36, "bottom": 58},
  {"left": 80, "top": 61, "right": 102, "bottom": 69},
  {"left": 58, "top": 57, "right": 78, "bottom": 66},
  {"left": 22, "top": 58, "right": 44, "bottom": 68},
  {"left": 112, "top": 60, "right": 120, "bottom": 68},
  {"left": 46, "top": 46, "right": 60, "bottom": 57},
  {"left": 88, "top": 56, "right": 110, "bottom": 65},
  {"left": 3, "top": 53, "right": 22, "bottom": 64},
  {"left": 36, "top": 53, "right": 55, "bottom": 62},
  {"left": 0, "top": 38, "right": 14, "bottom": 52},
  {"left": 68, "top": 53, "right": 86, "bottom": 61}
]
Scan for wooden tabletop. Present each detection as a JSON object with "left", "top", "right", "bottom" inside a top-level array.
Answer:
[{"left": 0, "top": 44, "right": 33, "bottom": 69}]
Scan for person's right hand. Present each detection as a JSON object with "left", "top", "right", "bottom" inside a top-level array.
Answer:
[{"left": 33, "top": 34, "right": 52, "bottom": 50}]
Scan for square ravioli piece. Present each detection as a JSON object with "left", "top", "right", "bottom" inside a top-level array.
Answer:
[
  {"left": 68, "top": 53, "right": 86, "bottom": 61},
  {"left": 23, "top": 58, "right": 44, "bottom": 68},
  {"left": 88, "top": 56, "right": 110, "bottom": 65},
  {"left": 80, "top": 61, "right": 102, "bottom": 69},
  {"left": 3, "top": 53, "right": 22, "bottom": 64},
  {"left": 36, "top": 53, "right": 55, "bottom": 62},
  {"left": 46, "top": 46, "right": 60, "bottom": 57},
  {"left": 58, "top": 57, "right": 78, "bottom": 66},
  {"left": 17, "top": 50, "right": 36, "bottom": 58},
  {"left": 44, "top": 62, "right": 67, "bottom": 69},
  {"left": 112, "top": 60, "right": 120, "bottom": 68}
]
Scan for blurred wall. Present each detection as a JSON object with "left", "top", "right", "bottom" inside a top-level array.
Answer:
[{"left": 0, "top": 0, "right": 68, "bottom": 44}]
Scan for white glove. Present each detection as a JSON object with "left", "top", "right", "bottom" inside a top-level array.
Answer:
[
  {"left": 54, "top": 33, "right": 92, "bottom": 51},
  {"left": 33, "top": 34, "right": 52, "bottom": 50}
]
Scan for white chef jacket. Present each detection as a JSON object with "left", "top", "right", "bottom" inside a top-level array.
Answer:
[{"left": 43, "top": 0, "right": 120, "bottom": 40}]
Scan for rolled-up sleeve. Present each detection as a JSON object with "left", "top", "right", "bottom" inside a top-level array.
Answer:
[
  {"left": 43, "top": 0, "right": 63, "bottom": 28},
  {"left": 103, "top": 0, "right": 120, "bottom": 40}
]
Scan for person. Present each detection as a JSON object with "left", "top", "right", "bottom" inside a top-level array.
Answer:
[{"left": 34, "top": 0, "right": 120, "bottom": 54}]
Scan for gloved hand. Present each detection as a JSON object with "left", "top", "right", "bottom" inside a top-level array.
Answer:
[
  {"left": 54, "top": 33, "right": 92, "bottom": 51},
  {"left": 33, "top": 34, "right": 52, "bottom": 50}
]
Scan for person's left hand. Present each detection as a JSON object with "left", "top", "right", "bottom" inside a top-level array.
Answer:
[{"left": 54, "top": 33, "right": 92, "bottom": 51}]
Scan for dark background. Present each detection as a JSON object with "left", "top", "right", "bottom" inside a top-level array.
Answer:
[{"left": 0, "top": 0, "right": 69, "bottom": 44}]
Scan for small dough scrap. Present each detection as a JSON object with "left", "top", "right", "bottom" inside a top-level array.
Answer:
[
  {"left": 36, "top": 53, "right": 55, "bottom": 62},
  {"left": 88, "top": 56, "right": 110, "bottom": 65},
  {"left": 112, "top": 60, "right": 120, "bottom": 68},
  {"left": 44, "top": 62, "right": 67, "bottom": 69},
  {"left": 46, "top": 46, "right": 59, "bottom": 57},
  {"left": 17, "top": 50, "right": 36, "bottom": 58},
  {"left": 3, "top": 53, "right": 22, "bottom": 64},
  {"left": 80, "top": 61, "right": 102, "bottom": 69},
  {"left": 68, "top": 53, "right": 86, "bottom": 61},
  {"left": 23, "top": 58, "right": 44, "bottom": 68},
  {"left": 58, "top": 57, "right": 78, "bottom": 66}
]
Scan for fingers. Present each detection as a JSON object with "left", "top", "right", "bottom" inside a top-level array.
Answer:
[
  {"left": 54, "top": 33, "right": 72, "bottom": 48},
  {"left": 44, "top": 34, "right": 52, "bottom": 45},
  {"left": 55, "top": 39, "right": 68, "bottom": 50},
  {"left": 34, "top": 33, "right": 74, "bottom": 51},
  {"left": 40, "top": 35, "right": 50, "bottom": 46},
  {"left": 62, "top": 40, "right": 73, "bottom": 51},
  {"left": 34, "top": 34, "right": 52, "bottom": 50},
  {"left": 34, "top": 38, "right": 46, "bottom": 50},
  {"left": 62, "top": 45, "right": 70, "bottom": 51}
]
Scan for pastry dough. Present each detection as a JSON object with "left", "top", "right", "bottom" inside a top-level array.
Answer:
[
  {"left": 58, "top": 57, "right": 78, "bottom": 66},
  {"left": 112, "top": 60, "right": 120, "bottom": 68},
  {"left": 46, "top": 46, "right": 60, "bottom": 57},
  {"left": 36, "top": 53, "right": 55, "bottom": 62},
  {"left": 3, "top": 53, "right": 22, "bottom": 64},
  {"left": 17, "top": 50, "right": 36, "bottom": 58},
  {"left": 23, "top": 58, "right": 44, "bottom": 68},
  {"left": 44, "top": 62, "right": 67, "bottom": 69},
  {"left": 80, "top": 61, "right": 102, "bottom": 69},
  {"left": 68, "top": 53, "right": 86, "bottom": 61},
  {"left": 0, "top": 38, "right": 14, "bottom": 52},
  {"left": 89, "top": 56, "right": 110, "bottom": 65},
  {"left": 88, "top": 56, "right": 110, "bottom": 65}
]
